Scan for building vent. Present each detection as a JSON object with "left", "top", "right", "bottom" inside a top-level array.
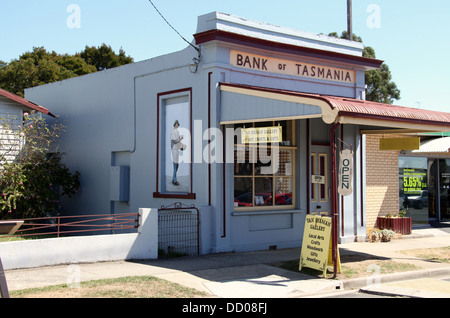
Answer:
[{"left": 110, "top": 166, "right": 130, "bottom": 202}]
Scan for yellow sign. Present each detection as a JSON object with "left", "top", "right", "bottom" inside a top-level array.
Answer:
[
  {"left": 299, "top": 215, "right": 341, "bottom": 277},
  {"left": 379, "top": 137, "right": 420, "bottom": 151},
  {"left": 231, "top": 50, "right": 356, "bottom": 84},
  {"left": 241, "top": 126, "right": 282, "bottom": 144}
]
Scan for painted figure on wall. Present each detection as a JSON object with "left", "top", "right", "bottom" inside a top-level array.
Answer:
[
  {"left": 171, "top": 120, "right": 186, "bottom": 185},
  {"left": 164, "top": 98, "right": 191, "bottom": 194}
]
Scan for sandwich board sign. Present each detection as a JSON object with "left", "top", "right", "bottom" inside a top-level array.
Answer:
[{"left": 299, "top": 215, "right": 341, "bottom": 277}]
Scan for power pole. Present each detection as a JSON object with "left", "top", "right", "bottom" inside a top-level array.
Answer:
[{"left": 347, "top": 0, "right": 353, "bottom": 41}]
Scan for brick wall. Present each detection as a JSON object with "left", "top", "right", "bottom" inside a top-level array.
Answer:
[{"left": 365, "top": 135, "right": 400, "bottom": 229}]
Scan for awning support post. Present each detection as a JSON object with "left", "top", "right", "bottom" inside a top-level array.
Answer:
[{"left": 330, "top": 122, "right": 341, "bottom": 279}]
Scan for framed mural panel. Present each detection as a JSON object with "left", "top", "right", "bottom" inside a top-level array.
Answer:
[{"left": 154, "top": 88, "right": 195, "bottom": 199}]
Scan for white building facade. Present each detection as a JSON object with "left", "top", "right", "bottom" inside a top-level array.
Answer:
[{"left": 26, "top": 12, "right": 450, "bottom": 254}]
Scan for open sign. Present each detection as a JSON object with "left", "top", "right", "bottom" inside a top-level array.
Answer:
[{"left": 338, "top": 149, "right": 353, "bottom": 196}]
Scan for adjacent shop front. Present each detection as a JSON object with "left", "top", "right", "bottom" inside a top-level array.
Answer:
[{"left": 399, "top": 136, "right": 450, "bottom": 225}]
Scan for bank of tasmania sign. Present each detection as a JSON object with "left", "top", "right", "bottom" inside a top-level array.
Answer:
[{"left": 231, "top": 50, "right": 356, "bottom": 84}]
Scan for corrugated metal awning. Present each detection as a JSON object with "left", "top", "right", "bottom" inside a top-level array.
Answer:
[
  {"left": 412, "top": 137, "right": 450, "bottom": 154},
  {"left": 219, "top": 83, "right": 450, "bottom": 132}
]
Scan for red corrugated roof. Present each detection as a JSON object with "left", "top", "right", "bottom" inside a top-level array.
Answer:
[
  {"left": 0, "top": 88, "right": 55, "bottom": 117},
  {"left": 220, "top": 83, "right": 450, "bottom": 129},
  {"left": 324, "top": 95, "right": 450, "bottom": 124}
]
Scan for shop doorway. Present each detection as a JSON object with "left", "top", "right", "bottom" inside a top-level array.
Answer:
[
  {"left": 310, "top": 146, "right": 331, "bottom": 216},
  {"left": 439, "top": 159, "right": 450, "bottom": 221},
  {"left": 429, "top": 159, "right": 450, "bottom": 222},
  {"left": 400, "top": 157, "right": 450, "bottom": 225}
]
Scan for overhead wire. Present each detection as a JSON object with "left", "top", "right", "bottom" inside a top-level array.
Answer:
[{"left": 147, "top": 0, "right": 201, "bottom": 73}]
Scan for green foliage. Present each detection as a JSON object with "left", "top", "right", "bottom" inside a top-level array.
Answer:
[
  {"left": 0, "top": 112, "right": 80, "bottom": 219},
  {"left": 380, "top": 229, "right": 395, "bottom": 242},
  {"left": 0, "top": 45, "right": 133, "bottom": 97},
  {"left": 79, "top": 43, "right": 134, "bottom": 71},
  {"left": 368, "top": 228, "right": 395, "bottom": 242},
  {"left": 329, "top": 31, "right": 401, "bottom": 104}
]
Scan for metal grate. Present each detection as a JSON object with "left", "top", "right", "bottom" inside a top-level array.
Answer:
[{"left": 158, "top": 203, "right": 199, "bottom": 256}]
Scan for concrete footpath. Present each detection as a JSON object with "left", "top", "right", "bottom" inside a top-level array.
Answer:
[{"left": 3, "top": 225, "right": 450, "bottom": 298}]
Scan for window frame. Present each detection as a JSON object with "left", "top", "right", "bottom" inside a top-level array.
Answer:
[
  {"left": 233, "top": 120, "right": 296, "bottom": 212},
  {"left": 153, "top": 88, "right": 196, "bottom": 200}
]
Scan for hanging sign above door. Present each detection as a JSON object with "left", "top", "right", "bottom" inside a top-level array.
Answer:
[
  {"left": 379, "top": 137, "right": 420, "bottom": 151},
  {"left": 338, "top": 149, "right": 353, "bottom": 196}
]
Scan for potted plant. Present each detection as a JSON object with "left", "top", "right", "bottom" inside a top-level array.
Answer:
[
  {"left": 368, "top": 228, "right": 381, "bottom": 242},
  {"left": 380, "top": 229, "right": 395, "bottom": 242},
  {"left": 376, "top": 209, "right": 412, "bottom": 235}
]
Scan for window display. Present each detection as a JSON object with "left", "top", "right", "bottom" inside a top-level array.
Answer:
[
  {"left": 399, "top": 157, "right": 428, "bottom": 224},
  {"left": 233, "top": 121, "right": 296, "bottom": 211}
]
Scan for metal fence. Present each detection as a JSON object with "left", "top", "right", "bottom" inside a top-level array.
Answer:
[
  {"left": 158, "top": 203, "right": 199, "bottom": 256},
  {"left": 1, "top": 206, "right": 201, "bottom": 257},
  {"left": 0, "top": 212, "right": 139, "bottom": 238}
]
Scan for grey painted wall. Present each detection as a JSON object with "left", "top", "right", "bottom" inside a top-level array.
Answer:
[{"left": 26, "top": 12, "right": 369, "bottom": 253}]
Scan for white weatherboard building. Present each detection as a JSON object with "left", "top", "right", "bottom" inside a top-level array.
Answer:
[
  {"left": 0, "top": 88, "right": 54, "bottom": 164},
  {"left": 26, "top": 12, "right": 450, "bottom": 254}
]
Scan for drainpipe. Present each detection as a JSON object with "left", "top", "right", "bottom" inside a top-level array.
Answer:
[{"left": 330, "top": 122, "right": 341, "bottom": 279}]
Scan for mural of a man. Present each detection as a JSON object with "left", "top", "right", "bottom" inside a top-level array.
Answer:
[{"left": 171, "top": 120, "right": 185, "bottom": 185}]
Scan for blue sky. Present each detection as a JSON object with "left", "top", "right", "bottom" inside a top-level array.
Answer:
[{"left": 1, "top": 0, "right": 449, "bottom": 112}]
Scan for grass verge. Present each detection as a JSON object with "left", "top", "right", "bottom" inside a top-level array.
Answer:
[
  {"left": 274, "top": 246, "right": 450, "bottom": 280},
  {"left": 10, "top": 276, "right": 209, "bottom": 298},
  {"left": 275, "top": 257, "right": 420, "bottom": 280},
  {"left": 401, "top": 246, "right": 450, "bottom": 264}
]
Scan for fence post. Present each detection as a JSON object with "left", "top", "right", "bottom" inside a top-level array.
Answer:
[
  {"left": 138, "top": 208, "right": 150, "bottom": 233},
  {"left": 57, "top": 216, "right": 61, "bottom": 238},
  {"left": 0, "top": 257, "right": 9, "bottom": 298},
  {"left": 126, "top": 208, "right": 158, "bottom": 260}
]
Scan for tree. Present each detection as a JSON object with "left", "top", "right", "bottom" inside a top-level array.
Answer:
[
  {"left": 57, "top": 54, "right": 98, "bottom": 77},
  {"left": 329, "top": 31, "right": 400, "bottom": 104},
  {"left": 0, "top": 112, "right": 80, "bottom": 219},
  {"left": 0, "top": 47, "right": 96, "bottom": 97},
  {"left": 79, "top": 43, "right": 134, "bottom": 71},
  {"left": 0, "top": 45, "right": 134, "bottom": 97}
]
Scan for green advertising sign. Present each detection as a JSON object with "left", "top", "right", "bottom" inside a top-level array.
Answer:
[{"left": 401, "top": 168, "right": 427, "bottom": 195}]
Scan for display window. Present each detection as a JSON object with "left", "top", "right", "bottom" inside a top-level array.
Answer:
[
  {"left": 399, "top": 157, "right": 428, "bottom": 224},
  {"left": 399, "top": 156, "right": 450, "bottom": 224},
  {"left": 233, "top": 120, "right": 296, "bottom": 211}
]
